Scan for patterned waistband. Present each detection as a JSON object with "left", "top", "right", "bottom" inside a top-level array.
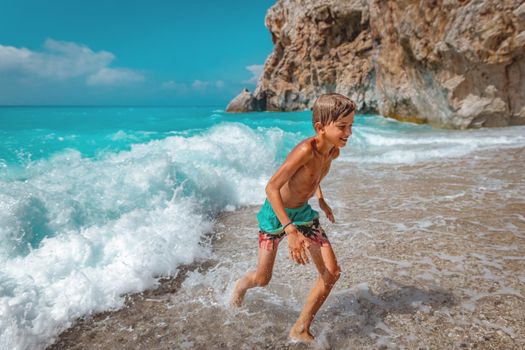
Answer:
[{"left": 259, "top": 218, "right": 320, "bottom": 237}]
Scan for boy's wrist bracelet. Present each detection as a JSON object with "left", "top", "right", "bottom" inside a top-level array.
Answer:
[{"left": 282, "top": 221, "right": 293, "bottom": 231}]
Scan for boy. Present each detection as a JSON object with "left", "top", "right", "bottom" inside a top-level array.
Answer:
[{"left": 230, "top": 93, "right": 356, "bottom": 343}]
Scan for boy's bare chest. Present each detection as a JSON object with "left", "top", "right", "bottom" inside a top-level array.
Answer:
[{"left": 289, "top": 157, "right": 332, "bottom": 191}]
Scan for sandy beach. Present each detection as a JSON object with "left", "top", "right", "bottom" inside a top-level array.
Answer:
[{"left": 49, "top": 147, "right": 525, "bottom": 350}]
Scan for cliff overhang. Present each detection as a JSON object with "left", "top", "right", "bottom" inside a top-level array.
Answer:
[{"left": 227, "top": 0, "right": 525, "bottom": 129}]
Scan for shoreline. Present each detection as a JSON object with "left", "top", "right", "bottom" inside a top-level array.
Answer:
[{"left": 48, "top": 147, "right": 525, "bottom": 349}]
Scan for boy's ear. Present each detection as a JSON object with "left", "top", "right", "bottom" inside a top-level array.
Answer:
[{"left": 314, "top": 121, "right": 324, "bottom": 134}]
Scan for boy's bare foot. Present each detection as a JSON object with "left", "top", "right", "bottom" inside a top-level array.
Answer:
[
  {"left": 230, "top": 282, "right": 245, "bottom": 307},
  {"left": 289, "top": 323, "right": 315, "bottom": 343}
]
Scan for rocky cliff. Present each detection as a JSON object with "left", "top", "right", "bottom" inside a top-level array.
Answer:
[{"left": 227, "top": 0, "right": 525, "bottom": 129}]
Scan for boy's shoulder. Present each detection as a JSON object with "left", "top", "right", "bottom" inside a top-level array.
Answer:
[
  {"left": 293, "top": 137, "right": 317, "bottom": 155},
  {"left": 284, "top": 137, "right": 316, "bottom": 162},
  {"left": 289, "top": 137, "right": 340, "bottom": 160}
]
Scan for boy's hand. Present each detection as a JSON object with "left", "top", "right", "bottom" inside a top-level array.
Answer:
[
  {"left": 286, "top": 226, "right": 310, "bottom": 265},
  {"left": 319, "top": 198, "right": 335, "bottom": 223}
]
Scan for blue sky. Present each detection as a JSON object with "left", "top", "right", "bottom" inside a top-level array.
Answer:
[{"left": 0, "top": 0, "right": 275, "bottom": 106}]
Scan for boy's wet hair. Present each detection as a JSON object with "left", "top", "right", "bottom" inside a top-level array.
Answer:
[{"left": 312, "top": 93, "right": 356, "bottom": 127}]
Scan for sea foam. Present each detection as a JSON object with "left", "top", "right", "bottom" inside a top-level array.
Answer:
[
  {"left": 343, "top": 121, "right": 525, "bottom": 164},
  {"left": 0, "top": 122, "right": 294, "bottom": 350}
]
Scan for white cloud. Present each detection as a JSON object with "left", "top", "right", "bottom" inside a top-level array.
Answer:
[
  {"left": 243, "top": 64, "right": 264, "bottom": 84},
  {"left": 191, "top": 79, "right": 208, "bottom": 89},
  {"left": 190, "top": 79, "right": 225, "bottom": 90},
  {"left": 86, "top": 68, "right": 144, "bottom": 86},
  {"left": 0, "top": 39, "right": 143, "bottom": 86},
  {"left": 0, "top": 45, "right": 33, "bottom": 69},
  {"left": 162, "top": 80, "right": 185, "bottom": 90},
  {"left": 161, "top": 79, "right": 225, "bottom": 91}
]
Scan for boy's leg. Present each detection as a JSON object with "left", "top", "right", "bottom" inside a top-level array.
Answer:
[
  {"left": 290, "top": 244, "right": 341, "bottom": 341},
  {"left": 230, "top": 245, "right": 278, "bottom": 307}
]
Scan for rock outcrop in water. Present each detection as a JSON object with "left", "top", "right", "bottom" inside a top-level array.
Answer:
[
  {"left": 227, "top": 0, "right": 525, "bottom": 129},
  {"left": 225, "top": 88, "right": 259, "bottom": 113}
]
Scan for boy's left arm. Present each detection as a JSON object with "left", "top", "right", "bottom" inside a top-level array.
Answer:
[
  {"left": 315, "top": 185, "right": 335, "bottom": 223},
  {"left": 315, "top": 149, "right": 339, "bottom": 223}
]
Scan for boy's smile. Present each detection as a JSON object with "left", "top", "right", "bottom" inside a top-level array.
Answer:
[{"left": 320, "top": 112, "right": 354, "bottom": 149}]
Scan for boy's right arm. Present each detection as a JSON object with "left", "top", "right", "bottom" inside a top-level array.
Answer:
[{"left": 265, "top": 142, "right": 313, "bottom": 265}]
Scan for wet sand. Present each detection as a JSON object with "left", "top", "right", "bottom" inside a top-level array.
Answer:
[{"left": 49, "top": 147, "right": 525, "bottom": 349}]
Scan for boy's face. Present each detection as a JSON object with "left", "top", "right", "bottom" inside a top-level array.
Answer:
[{"left": 319, "top": 112, "right": 355, "bottom": 148}]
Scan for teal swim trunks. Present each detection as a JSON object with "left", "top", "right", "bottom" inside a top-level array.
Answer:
[
  {"left": 256, "top": 199, "right": 330, "bottom": 250},
  {"left": 257, "top": 198, "right": 320, "bottom": 234}
]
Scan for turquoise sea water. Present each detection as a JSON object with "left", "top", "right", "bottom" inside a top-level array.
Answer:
[
  {"left": 0, "top": 107, "right": 307, "bottom": 164},
  {"left": 1, "top": 106, "right": 524, "bottom": 349}
]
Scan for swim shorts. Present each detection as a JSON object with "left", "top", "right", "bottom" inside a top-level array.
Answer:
[{"left": 256, "top": 199, "right": 330, "bottom": 250}]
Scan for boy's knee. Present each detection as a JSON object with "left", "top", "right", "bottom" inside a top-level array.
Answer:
[
  {"left": 323, "top": 265, "right": 341, "bottom": 285},
  {"left": 255, "top": 274, "right": 272, "bottom": 287},
  {"left": 333, "top": 265, "right": 342, "bottom": 281},
  {"left": 331, "top": 265, "right": 342, "bottom": 282}
]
